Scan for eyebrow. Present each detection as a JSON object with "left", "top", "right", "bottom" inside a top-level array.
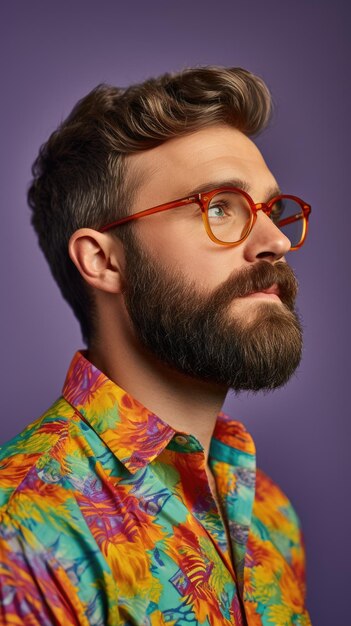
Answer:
[{"left": 186, "top": 178, "right": 282, "bottom": 202}]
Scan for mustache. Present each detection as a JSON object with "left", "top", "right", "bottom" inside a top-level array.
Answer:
[{"left": 209, "top": 261, "right": 298, "bottom": 311}]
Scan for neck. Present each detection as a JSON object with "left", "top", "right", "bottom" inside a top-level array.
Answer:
[{"left": 88, "top": 317, "right": 228, "bottom": 461}]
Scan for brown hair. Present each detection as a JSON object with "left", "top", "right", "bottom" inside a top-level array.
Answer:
[{"left": 28, "top": 65, "right": 273, "bottom": 345}]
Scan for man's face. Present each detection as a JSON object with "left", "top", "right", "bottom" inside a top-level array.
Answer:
[{"left": 120, "top": 124, "right": 302, "bottom": 391}]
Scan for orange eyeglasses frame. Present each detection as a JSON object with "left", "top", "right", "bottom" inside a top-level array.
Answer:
[{"left": 99, "top": 187, "right": 311, "bottom": 250}]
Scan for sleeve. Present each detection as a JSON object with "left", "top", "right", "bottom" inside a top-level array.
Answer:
[{"left": 0, "top": 516, "right": 90, "bottom": 626}]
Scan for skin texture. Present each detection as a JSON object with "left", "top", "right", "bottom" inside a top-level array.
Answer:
[{"left": 68, "top": 124, "right": 292, "bottom": 471}]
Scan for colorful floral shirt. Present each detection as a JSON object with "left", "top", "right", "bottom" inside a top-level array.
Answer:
[{"left": 0, "top": 351, "right": 311, "bottom": 625}]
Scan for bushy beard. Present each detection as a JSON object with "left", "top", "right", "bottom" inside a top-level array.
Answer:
[{"left": 122, "top": 234, "right": 303, "bottom": 392}]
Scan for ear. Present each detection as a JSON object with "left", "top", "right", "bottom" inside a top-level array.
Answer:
[{"left": 68, "top": 228, "right": 125, "bottom": 294}]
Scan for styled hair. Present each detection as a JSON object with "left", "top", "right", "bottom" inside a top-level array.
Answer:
[{"left": 28, "top": 65, "right": 273, "bottom": 345}]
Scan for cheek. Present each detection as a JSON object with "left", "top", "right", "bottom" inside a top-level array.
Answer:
[{"left": 138, "top": 218, "right": 246, "bottom": 289}]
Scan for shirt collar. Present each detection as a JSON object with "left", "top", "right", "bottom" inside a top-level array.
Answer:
[
  {"left": 212, "top": 412, "right": 256, "bottom": 456},
  {"left": 62, "top": 351, "right": 255, "bottom": 474},
  {"left": 62, "top": 350, "right": 176, "bottom": 473}
]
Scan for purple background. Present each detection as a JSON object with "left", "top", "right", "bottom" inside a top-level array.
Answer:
[{"left": 1, "top": 1, "right": 349, "bottom": 623}]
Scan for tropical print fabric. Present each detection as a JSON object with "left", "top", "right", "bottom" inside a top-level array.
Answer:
[{"left": 0, "top": 350, "right": 311, "bottom": 625}]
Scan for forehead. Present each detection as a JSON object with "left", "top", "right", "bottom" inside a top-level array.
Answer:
[{"left": 126, "top": 124, "right": 278, "bottom": 205}]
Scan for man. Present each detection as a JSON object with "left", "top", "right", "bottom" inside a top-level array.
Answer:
[{"left": 0, "top": 66, "right": 312, "bottom": 625}]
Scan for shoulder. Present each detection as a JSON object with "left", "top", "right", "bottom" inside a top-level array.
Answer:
[
  {"left": 253, "top": 467, "right": 307, "bottom": 590},
  {"left": 255, "top": 467, "right": 303, "bottom": 530},
  {"left": 0, "top": 397, "right": 77, "bottom": 510}
]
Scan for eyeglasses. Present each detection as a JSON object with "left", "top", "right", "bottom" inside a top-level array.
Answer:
[{"left": 99, "top": 187, "right": 311, "bottom": 250}]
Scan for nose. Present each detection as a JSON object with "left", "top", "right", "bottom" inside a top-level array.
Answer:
[{"left": 243, "top": 210, "right": 291, "bottom": 263}]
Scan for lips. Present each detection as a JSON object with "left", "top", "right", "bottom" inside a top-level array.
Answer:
[
  {"left": 244, "top": 283, "right": 281, "bottom": 299},
  {"left": 260, "top": 283, "right": 280, "bottom": 296}
]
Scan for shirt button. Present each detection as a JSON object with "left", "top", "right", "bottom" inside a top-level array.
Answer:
[
  {"left": 174, "top": 435, "right": 188, "bottom": 446},
  {"left": 147, "top": 502, "right": 159, "bottom": 515}
]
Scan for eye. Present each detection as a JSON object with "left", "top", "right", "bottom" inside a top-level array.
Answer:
[
  {"left": 207, "top": 204, "right": 226, "bottom": 219},
  {"left": 270, "top": 199, "right": 284, "bottom": 224}
]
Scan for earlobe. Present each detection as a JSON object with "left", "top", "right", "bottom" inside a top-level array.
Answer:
[{"left": 68, "top": 228, "right": 125, "bottom": 294}]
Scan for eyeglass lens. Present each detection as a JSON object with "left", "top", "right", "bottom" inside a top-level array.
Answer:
[{"left": 206, "top": 191, "right": 305, "bottom": 246}]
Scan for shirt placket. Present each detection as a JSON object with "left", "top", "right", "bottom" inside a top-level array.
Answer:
[
  {"left": 170, "top": 435, "right": 236, "bottom": 574},
  {"left": 208, "top": 437, "right": 256, "bottom": 596},
  {"left": 166, "top": 434, "right": 248, "bottom": 625}
]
